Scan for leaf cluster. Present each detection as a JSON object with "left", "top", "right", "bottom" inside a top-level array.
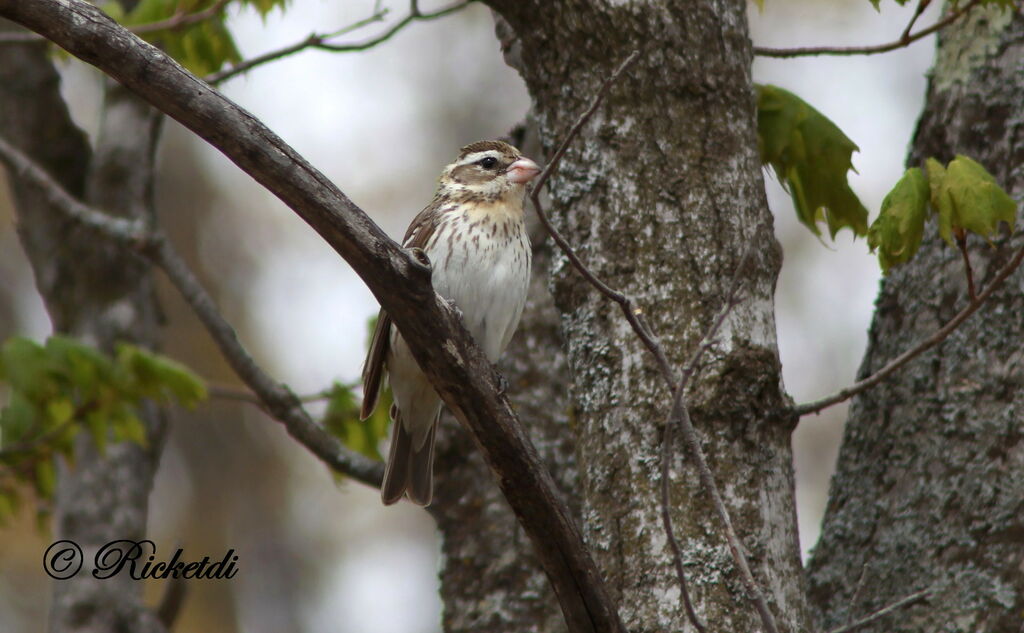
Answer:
[
  {"left": 756, "top": 83, "right": 869, "bottom": 239},
  {"left": 0, "top": 336, "right": 206, "bottom": 523},
  {"left": 322, "top": 381, "right": 390, "bottom": 465},
  {"left": 106, "top": 0, "right": 288, "bottom": 75},
  {"left": 868, "top": 156, "right": 1016, "bottom": 271}
]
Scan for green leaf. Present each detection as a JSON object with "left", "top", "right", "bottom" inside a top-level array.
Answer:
[
  {"left": 868, "top": 167, "right": 930, "bottom": 272},
  {"left": 126, "top": 0, "right": 242, "bottom": 75},
  {"left": 0, "top": 488, "right": 18, "bottom": 524},
  {"left": 110, "top": 407, "right": 148, "bottom": 447},
  {"left": 1, "top": 338, "right": 58, "bottom": 401},
  {"left": 45, "top": 336, "right": 114, "bottom": 400},
  {"left": 927, "top": 155, "right": 1016, "bottom": 245},
  {"left": 116, "top": 344, "right": 207, "bottom": 407},
  {"left": 34, "top": 458, "right": 57, "bottom": 499},
  {"left": 323, "top": 382, "right": 386, "bottom": 461},
  {"left": 0, "top": 392, "right": 40, "bottom": 449},
  {"left": 46, "top": 398, "right": 75, "bottom": 427},
  {"left": 756, "top": 84, "right": 869, "bottom": 239},
  {"left": 85, "top": 410, "right": 109, "bottom": 456}
]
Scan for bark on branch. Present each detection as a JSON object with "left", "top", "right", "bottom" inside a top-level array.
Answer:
[{"left": 0, "top": 1, "right": 624, "bottom": 631}]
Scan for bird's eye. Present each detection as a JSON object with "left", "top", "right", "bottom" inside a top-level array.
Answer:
[{"left": 478, "top": 156, "right": 498, "bottom": 169}]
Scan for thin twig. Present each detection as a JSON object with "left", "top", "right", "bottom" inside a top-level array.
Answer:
[
  {"left": 529, "top": 50, "right": 676, "bottom": 384},
  {"left": 754, "top": 0, "right": 981, "bottom": 58},
  {"left": 208, "top": 382, "right": 344, "bottom": 404},
  {"left": 795, "top": 235, "right": 1024, "bottom": 417},
  {"left": 658, "top": 244, "right": 758, "bottom": 633},
  {"left": 827, "top": 588, "right": 932, "bottom": 633},
  {"left": 0, "top": 134, "right": 384, "bottom": 487},
  {"left": 0, "top": 0, "right": 232, "bottom": 44},
  {"left": 956, "top": 230, "right": 977, "bottom": 301},
  {"left": 206, "top": 0, "right": 474, "bottom": 84},
  {"left": 900, "top": 0, "right": 932, "bottom": 42},
  {"left": 530, "top": 50, "right": 780, "bottom": 633}
]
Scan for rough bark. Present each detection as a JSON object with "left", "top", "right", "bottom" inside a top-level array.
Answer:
[
  {"left": 433, "top": 123, "right": 572, "bottom": 633},
  {"left": 807, "top": 7, "right": 1024, "bottom": 633},
  {"left": 0, "top": 22, "right": 168, "bottom": 633},
  {"left": 485, "top": 2, "right": 807, "bottom": 631}
]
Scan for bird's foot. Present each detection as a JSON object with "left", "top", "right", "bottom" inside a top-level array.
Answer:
[{"left": 495, "top": 371, "right": 510, "bottom": 396}]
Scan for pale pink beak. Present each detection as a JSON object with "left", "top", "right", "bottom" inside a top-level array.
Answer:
[{"left": 506, "top": 157, "right": 542, "bottom": 184}]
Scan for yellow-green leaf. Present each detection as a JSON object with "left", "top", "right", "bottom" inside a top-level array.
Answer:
[
  {"left": 928, "top": 155, "right": 1016, "bottom": 245},
  {"left": 868, "top": 167, "right": 930, "bottom": 272},
  {"left": 756, "top": 84, "right": 869, "bottom": 239}
]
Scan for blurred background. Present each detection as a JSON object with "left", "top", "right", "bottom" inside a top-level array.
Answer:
[{"left": 0, "top": 0, "right": 941, "bottom": 630}]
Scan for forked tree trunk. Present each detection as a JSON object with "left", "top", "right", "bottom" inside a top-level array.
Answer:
[{"left": 807, "top": 8, "right": 1024, "bottom": 633}]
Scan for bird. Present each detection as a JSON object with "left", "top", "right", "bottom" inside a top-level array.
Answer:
[{"left": 360, "top": 140, "right": 541, "bottom": 506}]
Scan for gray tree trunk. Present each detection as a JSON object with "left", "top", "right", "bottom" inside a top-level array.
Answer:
[
  {"left": 0, "top": 25, "right": 168, "bottom": 633},
  {"left": 437, "top": 2, "right": 809, "bottom": 631},
  {"left": 807, "top": 8, "right": 1024, "bottom": 633}
]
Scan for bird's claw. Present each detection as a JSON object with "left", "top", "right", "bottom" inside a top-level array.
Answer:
[{"left": 496, "top": 372, "right": 510, "bottom": 395}]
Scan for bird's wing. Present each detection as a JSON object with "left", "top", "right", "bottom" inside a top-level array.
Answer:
[
  {"left": 360, "top": 309, "right": 392, "bottom": 420},
  {"left": 359, "top": 198, "right": 447, "bottom": 420}
]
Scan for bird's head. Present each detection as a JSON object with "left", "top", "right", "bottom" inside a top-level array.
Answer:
[{"left": 438, "top": 140, "right": 541, "bottom": 202}]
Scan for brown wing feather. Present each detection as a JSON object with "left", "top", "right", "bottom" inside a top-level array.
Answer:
[
  {"left": 360, "top": 309, "right": 391, "bottom": 420},
  {"left": 359, "top": 198, "right": 448, "bottom": 420}
]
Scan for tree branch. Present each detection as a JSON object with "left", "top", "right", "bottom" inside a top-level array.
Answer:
[
  {"left": 529, "top": 52, "right": 780, "bottom": 633},
  {"left": 206, "top": 0, "right": 474, "bottom": 84},
  {"left": 0, "top": 3, "right": 624, "bottom": 632},
  {"left": 753, "top": 0, "right": 981, "bottom": 58},
  {"left": 795, "top": 234, "right": 1024, "bottom": 417},
  {"left": 0, "top": 134, "right": 385, "bottom": 488},
  {"left": 827, "top": 588, "right": 931, "bottom": 633}
]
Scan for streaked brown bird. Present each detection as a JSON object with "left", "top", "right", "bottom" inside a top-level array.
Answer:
[{"left": 360, "top": 140, "right": 541, "bottom": 506}]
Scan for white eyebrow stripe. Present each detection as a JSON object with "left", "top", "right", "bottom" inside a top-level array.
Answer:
[{"left": 459, "top": 150, "right": 504, "bottom": 165}]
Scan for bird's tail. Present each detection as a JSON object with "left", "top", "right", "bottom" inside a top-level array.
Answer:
[{"left": 381, "top": 406, "right": 438, "bottom": 506}]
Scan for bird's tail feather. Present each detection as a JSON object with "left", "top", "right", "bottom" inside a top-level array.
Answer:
[{"left": 381, "top": 409, "right": 438, "bottom": 506}]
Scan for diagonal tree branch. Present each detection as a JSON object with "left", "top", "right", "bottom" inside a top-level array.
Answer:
[
  {"left": 794, "top": 234, "right": 1024, "bottom": 417},
  {"left": 0, "top": 134, "right": 384, "bottom": 487},
  {"left": 0, "top": 2, "right": 624, "bottom": 632}
]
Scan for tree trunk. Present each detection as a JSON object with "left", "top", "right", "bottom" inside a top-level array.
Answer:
[
  {"left": 467, "top": 3, "right": 808, "bottom": 631},
  {"left": 0, "top": 25, "right": 168, "bottom": 633},
  {"left": 807, "top": 8, "right": 1024, "bottom": 633}
]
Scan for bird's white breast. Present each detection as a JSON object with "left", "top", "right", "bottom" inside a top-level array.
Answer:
[{"left": 425, "top": 202, "right": 531, "bottom": 362}]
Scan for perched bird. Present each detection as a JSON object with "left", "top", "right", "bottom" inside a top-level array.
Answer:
[{"left": 360, "top": 140, "right": 541, "bottom": 506}]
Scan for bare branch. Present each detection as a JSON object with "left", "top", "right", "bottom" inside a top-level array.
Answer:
[
  {"left": 529, "top": 51, "right": 781, "bottom": 633},
  {"left": 0, "top": 0, "right": 232, "bottom": 44},
  {"left": 0, "top": 133, "right": 385, "bottom": 488},
  {"left": 900, "top": 0, "right": 932, "bottom": 42},
  {"left": 207, "top": 0, "right": 474, "bottom": 84},
  {"left": 754, "top": 0, "right": 981, "bottom": 58},
  {"left": 827, "top": 588, "right": 932, "bottom": 633},
  {"left": 795, "top": 234, "right": 1024, "bottom": 417},
  {"left": 0, "top": 4, "right": 624, "bottom": 631}
]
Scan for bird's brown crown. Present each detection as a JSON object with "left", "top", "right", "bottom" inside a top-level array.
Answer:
[{"left": 458, "top": 140, "right": 520, "bottom": 160}]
